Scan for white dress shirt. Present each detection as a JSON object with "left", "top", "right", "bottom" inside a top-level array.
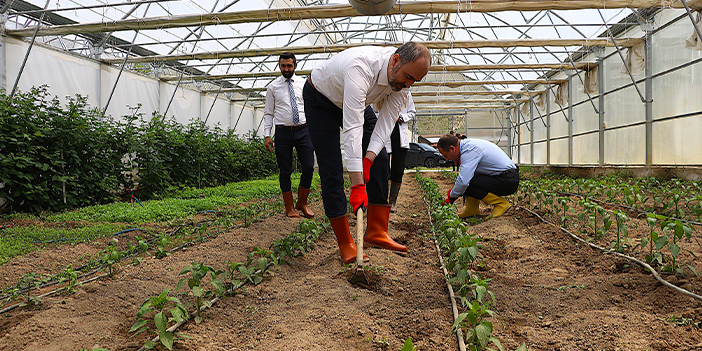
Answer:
[
  {"left": 385, "top": 92, "right": 415, "bottom": 153},
  {"left": 263, "top": 73, "right": 307, "bottom": 138},
  {"left": 310, "top": 46, "right": 408, "bottom": 172}
]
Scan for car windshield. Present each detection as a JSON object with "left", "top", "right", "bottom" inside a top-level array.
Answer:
[{"left": 418, "top": 144, "right": 438, "bottom": 152}]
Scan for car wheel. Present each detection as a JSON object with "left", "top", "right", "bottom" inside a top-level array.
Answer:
[{"left": 424, "top": 157, "right": 437, "bottom": 168}]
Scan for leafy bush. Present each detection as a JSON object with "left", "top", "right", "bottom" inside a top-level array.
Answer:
[{"left": 0, "top": 86, "right": 278, "bottom": 214}]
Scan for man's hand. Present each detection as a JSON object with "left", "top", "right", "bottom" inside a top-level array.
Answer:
[
  {"left": 349, "top": 184, "right": 368, "bottom": 213},
  {"left": 362, "top": 157, "right": 373, "bottom": 184},
  {"left": 264, "top": 137, "right": 274, "bottom": 153},
  {"left": 443, "top": 188, "right": 457, "bottom": 205}
]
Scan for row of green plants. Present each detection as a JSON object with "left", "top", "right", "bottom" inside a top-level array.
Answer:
[
  {"left": 416, "top": 171, "right": 526, "bottom": 351},
  {"left": 0, "top": 174, "right": 317, "bottom": 264},
  {"left": 0, "top": 191, "right": 292, "bottom": 307},
  {"left": 520, "top": 169, "right": 702, "bottom": 222},
  {"left": 129, "top": 219, "right": 328, "bottom": 350},
  {"left": 514, "top": 177, "right": 698, "bottom": 277},
  {"left": 1, "top": 86, "right": 277, "bottom": 213}
]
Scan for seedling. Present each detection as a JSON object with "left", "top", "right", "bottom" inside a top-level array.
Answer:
[
  {"left": 129, "top": 289, "right": 191, "bottom": 350},
  {"left": 175, "top": 262, "right": 225, "bottom": 324},
  {"left": 16, "top": 272, "right": 45, "bottom": 307},
  {"left": 100, "top": 245, "right": 123, "bottom": 276}
]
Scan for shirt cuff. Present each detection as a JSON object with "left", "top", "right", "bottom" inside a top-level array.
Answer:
[
  {"left": 346, "top": 158, "right": 363, "bottom": 173},
  {"left": 367, "top": 140, "right": 385, "bottom": 158}
]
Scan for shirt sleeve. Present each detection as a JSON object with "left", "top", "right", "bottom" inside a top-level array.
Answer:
[
  {"left": 342, "top": 64, "right": 374, "bottom": 172},
  {"left": 263, "top": 84, "right": 276, "bottom": 138},
  {"left": 367, "top": 91, "right": 405, "bottom": 157},
  {"left": 450, "top": 145, "right": 481, "bottom": 198},
  {"left": 400, "top": 95, "right": 415, "bottom": 123}
]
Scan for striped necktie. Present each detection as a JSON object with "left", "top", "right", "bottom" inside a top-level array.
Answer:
[{"left": 287, "top": 78, "right": 300, "bottom": 125}]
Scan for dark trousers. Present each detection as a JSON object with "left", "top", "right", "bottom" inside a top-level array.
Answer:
[
  {"left": 303, "top": 80, "right": 389, "bottom": 218},
  {"left": 274, "top": 126, "right": 315, "bottom": 192},
  {"left": 461, "top": 167, "right": 520, "bottom": 200},
  {"left": 388, "top": 123, "right": 408, "bottom": 183}
]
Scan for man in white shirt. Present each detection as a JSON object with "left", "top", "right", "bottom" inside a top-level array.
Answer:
[
  {"left": 385, "top": 92, "right": 414, "bottom": 213},
  {"left": 302, "top": 42, "right": 430, "bottom": 264},
  {"left": 263, "top": 52, "right": 315, "bottom": 218},
  {"left": 438, "top": 134, "right": 520, "bottom": 218}
]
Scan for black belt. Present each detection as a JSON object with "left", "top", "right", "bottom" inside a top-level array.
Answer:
[{"left": 276, "top": 123, "right": 307, "bottom": 131}]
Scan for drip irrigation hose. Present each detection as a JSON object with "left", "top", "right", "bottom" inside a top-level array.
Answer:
[
  {"left": 420, "top": 184, "right": 467, "bottom": 351},
  {"left": 518, "top": 205, "right": 702, "bottom": 303},
  {"left": 31, "top": 228, "right": 146, "bottom": 244},
  {"left": 554, "top": 191, "right": 702, "bottom": 227}
]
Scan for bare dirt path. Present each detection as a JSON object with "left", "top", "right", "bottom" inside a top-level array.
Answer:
[{"left": 1, "top": 171, "right": 701, "bottom": 351}]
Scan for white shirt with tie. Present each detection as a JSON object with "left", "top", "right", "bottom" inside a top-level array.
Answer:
[
  {"left": 310, "top": 46, "right": 409, "bottom": 172},
  {"left": 263, "top": 73, "right": 306, "bottom": 138}
]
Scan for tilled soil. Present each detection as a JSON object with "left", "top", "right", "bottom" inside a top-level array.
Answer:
[{"left": 1, "top": 171, "right": 702, "bottom": 351}]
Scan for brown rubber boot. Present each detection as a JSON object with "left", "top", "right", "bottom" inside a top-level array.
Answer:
[
  {"left": 482, "top": 193, "right": 511, "bottom": 218},
  {"left": 329, "top": 215, "right": 368, "bottom": 264},
  {"left": 388, "top": 181, "right": 402, "bottom": 213},
  {"left": 282, "top": 191, "right": 300, "bottom": 218},
  {"left": 295, "top": 187, "right": 315, "bottom": 218},
  {"left": 364, "top": 203, "right": 407, "bottom": 252},
  {"left": 457, "top": 196, "right": 481, "bottom": 218}
]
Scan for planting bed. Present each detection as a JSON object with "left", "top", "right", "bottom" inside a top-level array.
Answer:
[{"left": 1, "top": 172, "right": 702, "bottom": 350}]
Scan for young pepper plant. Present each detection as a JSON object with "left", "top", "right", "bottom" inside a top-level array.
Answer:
[
  {"left": 129, "top": 289, "right": 191, "bottom": 350},
  {"left": 175, "top": 262, "right": 225, "bottom": 324}
]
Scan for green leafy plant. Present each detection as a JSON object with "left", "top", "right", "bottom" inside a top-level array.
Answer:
[
  {"left": 100, "top": 245, "right": 123, "bottom": 276},
  {"left": 175, "top": 262, "right": 225, "bottom": 324},
  {"left": 129, "top": 289, "right": 191, "bottom": 350},
  {"left": 16, "top": 272, "right": 46, "bottom": 307}
]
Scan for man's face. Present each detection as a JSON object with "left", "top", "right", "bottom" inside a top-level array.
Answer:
[
  {"left": 279, "top": 58, "right": 296, "bottom": 79},
  {"left": 388, "top": 54, "right": 430, "bottom": 92},
  {"left": 438, "top": 145, "right": 460, "bottom": 163}
]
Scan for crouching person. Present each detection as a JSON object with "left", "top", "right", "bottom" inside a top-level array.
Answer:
[{"left": 437, "top": 134, "right": 519, "bottom": 218}]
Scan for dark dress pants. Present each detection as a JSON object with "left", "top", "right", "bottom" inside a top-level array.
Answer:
[
  {"left": 303, "top": 80, "right": 389, "bottom": 218},
  {"left": 388, "top": 122, "right": 408, "bottom": 183},
  {"left": 462, "top": 167, "right": 520, "bottom": 200},
  {"left": 273, "top": 126, "right": 315, "bottom": 192}
]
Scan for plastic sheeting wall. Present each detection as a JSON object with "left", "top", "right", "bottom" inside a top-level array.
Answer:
[
  {"left": 512, "top": 9, "right": 702, "bottom": 166},
  {"left": 1, "top": 36, "right": 259, "bottom": 136}
]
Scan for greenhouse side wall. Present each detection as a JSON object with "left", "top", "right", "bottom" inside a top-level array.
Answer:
[
  {"left": 1, "top": 36, "right": 259, "bottom": 135},
  {"left": 507, "top": 9, "right": 702, "bottom": 173}
]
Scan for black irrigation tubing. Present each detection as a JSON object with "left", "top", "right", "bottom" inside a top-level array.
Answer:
[
  {"left": 31, "top": 228, "right": 146, "bottom": 244},
  {"left": 518, "top": 205, "right": 702, "bottom": 303},
  {"left": 1, "top": 206, "right": 281, "bottom": 310},
  {"left": 553, "top": 191, "right": 702, "bottom": 227},
  {"left": 417, "top": 177, "right": 466, "bottom": 351}
]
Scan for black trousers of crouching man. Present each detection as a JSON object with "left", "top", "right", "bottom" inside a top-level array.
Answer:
[
  {"left": 303, "top": 80, "right": 389, "bottom": 219},
  {"left": 461, "top": 167, "right": 520, "bottom": 200},
  {"left": 388, "top": 122, "right": 408, "bottom": 183},
  {"left": 273, "top": 125, "right": 315, "bottom": 192}
]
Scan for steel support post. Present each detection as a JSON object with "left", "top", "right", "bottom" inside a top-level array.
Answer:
[
  {"left": 507, "top": 110, "right": 513, "bottom": 159},
  {"left": 644, "top": 21, "right": 654, "bottom": 166},
  {"left": 530, "top": 100, "right": 534, "bottom": 165},
  {"left": 597, "top": 56, "right": 605, "bottom": 165},
  {"left": 546, "top": 88, "right": 551, "bottom": 165},
  {"left": 568, "top": 74, "right": 574, "bottom": 166}
]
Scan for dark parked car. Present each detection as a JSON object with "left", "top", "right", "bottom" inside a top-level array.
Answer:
[{"left": 404, "top": 142, "right": 447, "bottom": 168}]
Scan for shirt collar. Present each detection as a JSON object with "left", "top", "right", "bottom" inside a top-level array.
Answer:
[{"left": 377, "top": 53, "right": 390, "bottom": 87}]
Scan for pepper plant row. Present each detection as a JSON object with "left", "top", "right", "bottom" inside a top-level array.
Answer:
[
  {"left": 416, "top": 171, "right": 526, "bottom": 351},
  {"left": 513, "top": 175, "right": 698, "bottom": 277},
  {"left": 129, "top": 219, "right": 329, "bottom": 350}
]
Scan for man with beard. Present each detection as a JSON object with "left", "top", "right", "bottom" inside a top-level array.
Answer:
[
  {"left": 302, "top": 42, "right": 431, "bottom": 264},
  {"left": 263, "top": 52, "right": 315, "bottom": 218}
]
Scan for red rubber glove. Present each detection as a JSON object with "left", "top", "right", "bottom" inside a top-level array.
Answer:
[
  {"left": 362, "top": 157, "right": 373, "bottom": 184},
  {"left": 349, "top": 184, "right": 368, "bottom": 213},
  {"left": 444, "top": 188, "right": 457, "bottom": 205}
]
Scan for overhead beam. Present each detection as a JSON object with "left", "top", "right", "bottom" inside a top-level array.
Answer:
[
  {"left": 414, "top": 79, "right": 567, "bottom": 87},
  {"left": 105, "top": 39, "right": 642, "bottom": 64},
  {"left": 416, "top": 105, "right": 511, "bottom": 110},
  {"left": 160, "top": 63, "right": 593, "bottom": 81},
  {"left": 413, "top": 98, "right": 530, "bottom": 104},
  {"left": 412, "top": 90, "right": 547, "bottom": 97},
  {"left": 9, "top": 0, "right": 700, "bottom": 37}
]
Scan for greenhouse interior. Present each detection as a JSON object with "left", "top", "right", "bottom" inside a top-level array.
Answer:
[{"left": 1, "top": 1, "right": 702, "bottom": 350}]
